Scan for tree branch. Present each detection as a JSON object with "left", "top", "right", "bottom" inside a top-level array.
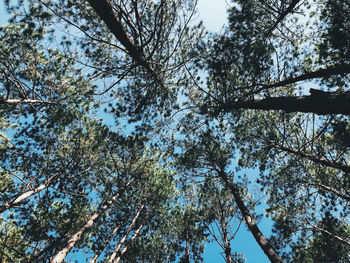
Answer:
[
  {"left": 257, "top": 63, "right": 350, "bottom": 90},
  {"left": 266, "top": 0, "right": 301, "bottom": 35},
  {"left": 223, "top": 89, "right": 350, "bottom": 115},
  {"left": 87, "top": 0, "right": 162, "bottom": 85},
  {"left": 306, "top": 220, "right": 350, "bottom": 247},
  {"left": 271, "top": 143, "right": 350, "bottom": 173},
  {"left": 0, "top": 99, "right": 57, "bottom": 105}
]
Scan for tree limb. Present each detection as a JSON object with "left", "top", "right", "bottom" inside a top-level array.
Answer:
[
  {"left": 257, "top": 63, "right": 350, "bottom": 90},
  {"left": 222, "top": 89, "right": 350, "bottom": 115},
  {"left": 306, "top": 220, "right": 350, "bottom": 247}
]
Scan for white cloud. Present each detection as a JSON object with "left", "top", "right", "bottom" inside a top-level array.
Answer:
[{"left": 196, "top": 0, "right": 229, "bottom": 32}]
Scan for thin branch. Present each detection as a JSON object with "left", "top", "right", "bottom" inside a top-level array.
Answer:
[
  {"left": 306, "top": 220, "right": 350, "bottom": 247},
  {"left": 266, "top": 0, "right": 302, "bottom": 36},
  {"left": 0, "top": 99, "right": 57, "bottom": 105}
]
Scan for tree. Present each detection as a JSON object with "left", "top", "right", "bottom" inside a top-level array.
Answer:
[
  {"left": 182, "top": 0, "right": 350, "bottom": 260},
  {"left": 189, "top": 0, "right": 350, "bottom": 117},
  {"left": 173, "top": 127, "right": 283, "bottom": 262},
  {"left": 1, "top": 0, "right": 350, "bottom": 262}
]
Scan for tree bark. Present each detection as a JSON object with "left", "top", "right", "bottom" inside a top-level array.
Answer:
[
  {"left": 223, "top": 89, "right": 350, "bottom": 115},
  {"left": 50, "top": 178, "right": 135, "bottom": 263},
  {"left": 218, "top": 171, "right": 284, "bottom": 263},
  {"left": 222, "top": 220, "right": 233, "bottom": 263},
  {"left": 108, "top": 203, "right": 145, "bottom": 263},
  {"left": 184, "top": 234, "right": 190, "bottom": 263}
]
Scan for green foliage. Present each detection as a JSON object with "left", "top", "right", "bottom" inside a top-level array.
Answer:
[
  {"left": 291, "top": 216, "right": 350, "bottom": 263},
  {"left": 1, "top": 0, "right": 350, "bottom": 262},
  {"left": 318, "top": 0, "right": 350, "bottom": 64},
  {"left": 0, "top": 218, "right": 30, "bottom": 262}
]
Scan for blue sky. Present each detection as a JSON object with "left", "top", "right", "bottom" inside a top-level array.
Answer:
[{"left": 0, "top": 1, "right": 273, "bottom": 262}]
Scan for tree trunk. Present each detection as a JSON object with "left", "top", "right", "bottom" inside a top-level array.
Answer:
[
  {"left": 108, "top": 203, "right": 145, "bottom": 263},
  {"left": 114, "top": 223, "right": 144, "bottom": 263},
  {"left": 218, "top": 211, "right": 233, "bottom": 263},
  {"left": 223, "top": 89, "right": 350, "bottom": 115},
  {"left": 50, "top": 178, "right": 135, "bottom": 263},
  {"left": 89, "top": 225, "right": 121, "bottom": 263},
  {"left": 218, "top": 171, "right": 284, "bottom": 263},
  {"left": 223, "top": 223, "right": 233, "bottom": 263},
  {"left": 184, "top": 235, "right": 190, "bottom": 263}
]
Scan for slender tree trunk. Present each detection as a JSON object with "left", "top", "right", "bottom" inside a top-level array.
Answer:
[
  {"left": 0, "top": 174, "right": 59, "bottom": 214},
  {"left": 222, "top": 221, "right": 233, "bottom": 263},
  {"left": 217, "top": 209, "right": 233, "bottom": 263},
  {"left": 114, "top": 223, "right": 144, "bottom": 263},
  {"left": 89, "top": 225, "right": 121, "bottom": 263},
  {"left": 185, "top": 237, "right": 190, "bottom": 263},
  {"left": 223, "top": 89, "right": 350, "bottom": 115},
  {"left": 218, "top": 171, "right": 284, "bottom": 263},
  {"left": 108, "top": 203, "right": 145, "bottom": 263},
  {"left": 50, "top": 178, "right": 135, "bottom": 263}
]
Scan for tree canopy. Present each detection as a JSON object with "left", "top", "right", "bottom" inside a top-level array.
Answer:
[{"left": 0, "top": 0, "right": 349, "bottom": 262}]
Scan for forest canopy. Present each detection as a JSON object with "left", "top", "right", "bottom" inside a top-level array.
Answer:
[{"left": 0, "top": 0, "right": 349, "bottom": 262}]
